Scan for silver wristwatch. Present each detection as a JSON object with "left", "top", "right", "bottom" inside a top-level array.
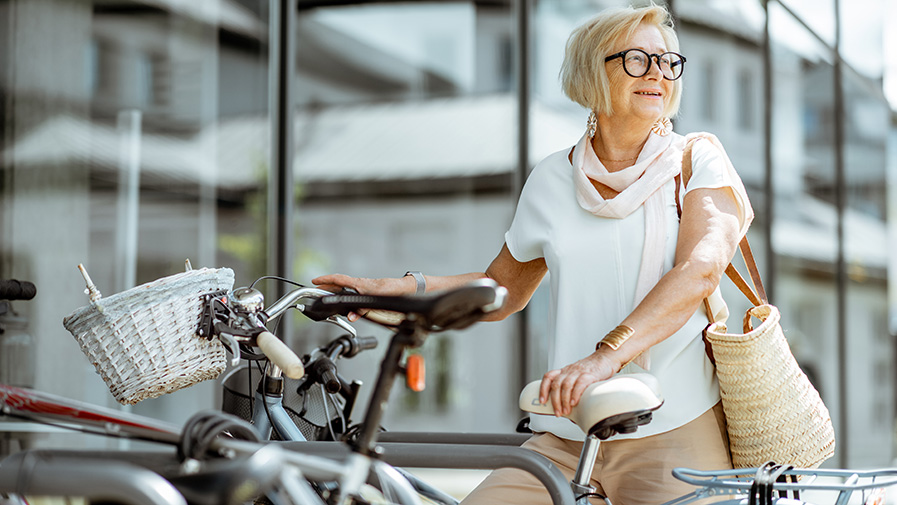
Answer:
[{"left": 404, "top": 271, "right": 426, "bottom": 295}]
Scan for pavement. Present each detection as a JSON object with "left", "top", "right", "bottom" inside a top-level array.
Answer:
[{"left": 403, "top": 468, "right": 492, "bottom": 501}]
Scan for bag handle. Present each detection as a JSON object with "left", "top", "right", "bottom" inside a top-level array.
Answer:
[{"left": 675, "top": 135, "right": 768, "bottom": 309}]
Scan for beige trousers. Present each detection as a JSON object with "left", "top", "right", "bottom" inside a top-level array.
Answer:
[{"left": 461, "top": 403, "right": 732, "bottom": 505}]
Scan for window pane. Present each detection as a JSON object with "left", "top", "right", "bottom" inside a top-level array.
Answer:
[
  {"left": 778, "top": 0, "right": 836, "bottom": 47},
  {"left": 841, "top": 12, "right": 891, "bottom": 467},
  {"left": 700, "top": 61, "right": 718, "bottom": 122},
  {"left": 0, "top": 0, "right": 270, "bottom": 438},
  {"left": 737, "top": 68, "right": 756, "bottom": 130},
  {"left": 292, "top": 2, "right": 522, "bottom": 434},
  {"left": 839, "top": 0, "right": 884, "bottom": 80}
]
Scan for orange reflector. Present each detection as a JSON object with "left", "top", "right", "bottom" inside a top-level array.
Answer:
[{"left": 406, "top": 354, "right": 426, "bottom": 392}]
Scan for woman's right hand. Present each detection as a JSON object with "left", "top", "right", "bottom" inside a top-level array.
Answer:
[
  {"left": 538, "top": 351, "right": 620, "bottom": 417},
  {"left": 311, "top": 274, "right": 417, "bottom": 321}
]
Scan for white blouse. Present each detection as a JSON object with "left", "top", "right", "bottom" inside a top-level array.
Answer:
[{"left": 505, "top": 136, "right": 750, "bottom": 441}]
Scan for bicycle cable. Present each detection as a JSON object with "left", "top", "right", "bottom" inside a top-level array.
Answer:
[
  {"left": 319, "top": 383, "right": 338, "bottom": 441},
  {"left": 248, "top": 276, "right": 306, "bottom": 290}
]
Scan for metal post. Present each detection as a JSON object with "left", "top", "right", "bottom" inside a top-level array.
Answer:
[
  {"left": 762, "top": 0, "right": 775, "bottom": 301},
  {"left": 268, "top": 0, "right": 297, "bottom": 334},
  {"left": 514, "top": 0, "right": 532, "bottom": 390},
  {"left": 832, "top": 0, "right": 848, "bottom": 468}
]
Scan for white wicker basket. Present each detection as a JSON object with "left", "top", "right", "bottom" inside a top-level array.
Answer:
[{"left": 63, "top": 266, "right": 234, "bottom": 405}]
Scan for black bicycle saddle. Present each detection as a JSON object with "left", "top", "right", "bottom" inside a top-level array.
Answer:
[{"left": 306, "top": 278, "right": 507, "bottom": 332}]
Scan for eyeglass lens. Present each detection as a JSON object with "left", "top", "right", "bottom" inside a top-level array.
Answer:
[{"left": 622, "top": 49, "right": 684, "bottom": 80}]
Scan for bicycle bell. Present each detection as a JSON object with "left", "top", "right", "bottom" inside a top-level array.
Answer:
[{"left": 229, "top": 287, "right": 265, "bottom": 314}]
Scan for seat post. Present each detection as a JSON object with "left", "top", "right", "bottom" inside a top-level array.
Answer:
[
  {"left": 571, "top": 434, "right": 601, "bottom": 500},
  {"left": 350, "top": 320, "right": 423, "bottom": 457}
]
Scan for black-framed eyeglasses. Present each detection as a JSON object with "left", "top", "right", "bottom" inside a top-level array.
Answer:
[{"left": 604, "top": 48, "right": 686, "bottom": 81}]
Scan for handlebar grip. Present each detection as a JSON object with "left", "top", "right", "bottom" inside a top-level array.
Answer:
[
  {"left": 310, "top": 357, "right": 341, "bottom": 394},
  {"left": 0, "top": 280, "right": 36, "bottom": 301},
  {"left": 339, "top": 288, "right": 405, "bottom": 326},
  {"left": 321, "top": 369, "right": 341, "bottom": 394},
  {"left": 363, "top": 309, "right": 404, "bottom": 326},
  {"left": 356, "top": 336, "right": 378, "bottom": 351},
  {"left": 256, "top": 331, "right": 305, "bottom": 379}
]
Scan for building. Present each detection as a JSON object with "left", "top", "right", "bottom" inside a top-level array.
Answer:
[{"left": 1, "top": 0, "right": 893, "bottom": 469}]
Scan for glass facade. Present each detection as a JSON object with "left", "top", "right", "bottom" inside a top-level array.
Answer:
[
  {"left": 1, "top": 1, "right": 272, "bottom": 443},
  {"left": 0, "top": 0, "right": 894, "bottom": 467},
  {"left": 289, "top": 2, "right": 524, "bottom": 433}
]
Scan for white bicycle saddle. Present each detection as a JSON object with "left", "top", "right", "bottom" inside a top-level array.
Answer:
[{"left": 518, "top": 373, "right": 663, "bottom": 440}]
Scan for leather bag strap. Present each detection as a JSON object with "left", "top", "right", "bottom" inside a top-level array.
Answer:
[{"left": 676, "top": 135, "right": 768, "bottom": 309}]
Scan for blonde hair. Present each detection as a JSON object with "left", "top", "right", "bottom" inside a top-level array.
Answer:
[{"left": 560, "top": 4, "right": 682, "bottom": 118}]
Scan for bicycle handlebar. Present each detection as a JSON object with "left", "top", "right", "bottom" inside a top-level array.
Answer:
[
  {"left": 0, "top": 279, "right": 36, "bottom": 301},
  {"left": 308, "top": 279, "right": 507, "bottom": 332},
  {"left": 264, "top": 286, "right": 334, "bottom": 321},
  {"left": 326, "top": 335, "right": 378, "bottom": 360},
  {"left": 305, "top": 335, "right": 379, "bottom": 394}
]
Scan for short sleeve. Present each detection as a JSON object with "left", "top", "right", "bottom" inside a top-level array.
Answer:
[
  {"left": 505, "top": 177, "right": 545, "bottom": 263},
  {"left": 504, "top": 153, "right": 562, "bottom": 262},
  {"left": 683, "top": 136, "right": 753, "bottom": 237}
]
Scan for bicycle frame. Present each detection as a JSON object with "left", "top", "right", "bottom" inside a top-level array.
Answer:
[
  {"left": 0, "top": 383, "right": 180, "bottom": 444},
  {"left": 249, "top": 362, "right": 308, "bottom": 442}
]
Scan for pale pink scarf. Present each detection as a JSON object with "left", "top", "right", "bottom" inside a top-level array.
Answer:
[{"left": 572, "top": 129, "right": 683, "bottom": 369}]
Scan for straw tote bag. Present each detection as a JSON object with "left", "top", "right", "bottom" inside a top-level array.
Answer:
[{"left": 676, "top": 135, "right": 836, "bottom": 469}]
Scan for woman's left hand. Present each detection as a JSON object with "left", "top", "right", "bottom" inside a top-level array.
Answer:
[{"left": 538, "top": 352, "right": 620, "bottom": 417}]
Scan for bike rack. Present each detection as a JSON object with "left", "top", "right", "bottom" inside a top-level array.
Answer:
[
  {"left": 378, "top": 432, "right": 531, "bottom": 446},
  {"left": 283, "top": 440, "right": 577, "bottom": 505},
  {"left": 0, "top": 450, "right": 186, "bottom": 505}
]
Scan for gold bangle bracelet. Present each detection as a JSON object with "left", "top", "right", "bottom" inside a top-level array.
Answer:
[{"left": 596, "top": 324, "right": 635, "bottom": 351}]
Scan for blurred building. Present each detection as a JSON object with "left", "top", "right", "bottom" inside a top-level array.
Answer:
[{"left": 0, "top": 0, "right": 893, "bottom": 469}]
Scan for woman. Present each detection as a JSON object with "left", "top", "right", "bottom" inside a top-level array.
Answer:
[{"left": 313, "top": 5, "right": 752, "bottom": 505}]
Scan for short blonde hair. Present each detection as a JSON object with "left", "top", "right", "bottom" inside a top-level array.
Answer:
[{"left": 560, "top": 4, "right": 682, "bottom": 118}]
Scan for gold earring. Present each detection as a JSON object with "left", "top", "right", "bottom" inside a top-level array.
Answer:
[
  {"left": 586, "top": 111, "right": 597, "bottom": 138},
  {"left": 651, "top": 117, "right": 672, "bottom": 137}
]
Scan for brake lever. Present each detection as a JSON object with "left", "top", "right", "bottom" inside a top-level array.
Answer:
[
  {"left": 324, "top": 314, "right": 357, "bottom": 337},
  {"left": 217, "top": 332, "right": 242, "bottom": 366}
]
